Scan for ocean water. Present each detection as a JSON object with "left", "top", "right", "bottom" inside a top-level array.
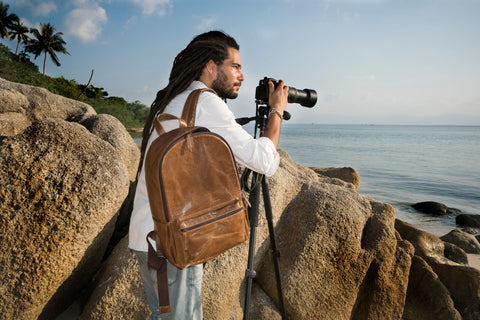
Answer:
[
  {"left": 133, "top": 124, "right": 480, "bottom": 237},
  {"left": 276, "top": 124, "right": 480, "bottom": 236}
]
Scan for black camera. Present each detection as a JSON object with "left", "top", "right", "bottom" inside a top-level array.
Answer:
[{"left": 255, "top": 77, "right": 318, "bottom": 108}]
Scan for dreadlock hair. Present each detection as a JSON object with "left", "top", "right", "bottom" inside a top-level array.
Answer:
[
  {"left": 191, "top": 30, "right": 239, "bottom": 50},
  {"left": 136, "top": 38, "right": 234, "bottom": 179}
]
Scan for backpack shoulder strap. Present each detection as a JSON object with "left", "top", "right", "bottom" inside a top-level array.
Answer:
[
  {"left": 146, "top": 231, "right": 171, "bottom": 313},
  {"left": 181, "top": 88, "right": 217, "bottom": 127},
  {"left": 154, "top": 113, "right": 188, "bottom": 135}
]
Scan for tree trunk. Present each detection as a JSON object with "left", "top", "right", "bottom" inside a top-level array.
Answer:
[{"left": 43, "top": 51, "right": 47, "bottom": 75}]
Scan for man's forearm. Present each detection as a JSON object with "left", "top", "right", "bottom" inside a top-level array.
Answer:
[{"left": 262, "top": 112, "right": 283, "bottom": 149}]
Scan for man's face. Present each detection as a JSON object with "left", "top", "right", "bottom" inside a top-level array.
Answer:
[{"left": 211, "top": 47, "right": 245, "bottom": 100}]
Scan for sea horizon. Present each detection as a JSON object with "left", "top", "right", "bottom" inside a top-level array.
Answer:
[
  {"left": 132, "top": 123, "right": 480, "bottom": 237},
  {"left": 277, "top": 123, "right": 480, "bottom": 236}
]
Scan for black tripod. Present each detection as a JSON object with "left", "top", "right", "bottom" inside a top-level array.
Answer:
[{"left": 236, "top": 104, "right": 290, "bottom": 320}]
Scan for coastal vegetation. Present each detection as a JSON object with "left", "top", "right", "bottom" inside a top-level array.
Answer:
[
  {"left": 0, "top": 2, "right": 18, "bottom": 39},
  {"left": 23, "top": 22, "right": 69, "bottom": 76},
  {"left": 0, "top": 2, "right": 148, "bottom": 130}
]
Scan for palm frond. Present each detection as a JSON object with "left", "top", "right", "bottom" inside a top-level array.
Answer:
[{"left": 21, "top": 22, "right": 69, "bottom": 75}]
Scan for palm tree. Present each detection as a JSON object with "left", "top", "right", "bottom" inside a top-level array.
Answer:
[
  {"left": 24, "top": 23, "right": 69, "bottom": 75},
  {"left": 9, "top": 20, "right": 30, "bottom": 54},
  {"left": 0, "top": 2, "right": 19, "bottom": 38}
]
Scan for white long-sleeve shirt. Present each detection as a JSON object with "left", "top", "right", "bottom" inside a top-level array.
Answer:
[{"left": 128, "top": 81, "right": 280, "bottom": 252}]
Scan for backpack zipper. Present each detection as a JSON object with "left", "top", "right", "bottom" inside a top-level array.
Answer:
[{"left": 180, "top": 207, "right": 244, "bottom": 232}]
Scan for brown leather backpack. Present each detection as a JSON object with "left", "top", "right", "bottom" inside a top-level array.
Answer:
[{"left": 144, "top": 88, "right": 250, "bottom": 313}]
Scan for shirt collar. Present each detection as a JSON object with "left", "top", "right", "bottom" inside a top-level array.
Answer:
[{"left": 190, "top": 80, "right": 208, "bottom": 90}]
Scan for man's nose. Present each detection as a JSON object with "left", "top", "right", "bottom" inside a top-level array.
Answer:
[{"left": 238, "top": 71, "right": 245, "bottom": 82}]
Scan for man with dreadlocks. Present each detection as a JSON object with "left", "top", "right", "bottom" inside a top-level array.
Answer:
[{"left": 129, "top": 30, "right": 288, "bottom": 319}]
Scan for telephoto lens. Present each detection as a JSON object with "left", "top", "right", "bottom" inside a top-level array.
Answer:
[{"left": 255, "top": 77, "right": 318, "bottom": 108}]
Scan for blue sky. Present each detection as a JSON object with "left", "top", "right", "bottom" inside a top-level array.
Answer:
[{"left": 3, "top": 0, "right": 480, "bottom": 124}]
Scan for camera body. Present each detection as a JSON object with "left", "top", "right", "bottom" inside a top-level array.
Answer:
[{"left": 255, "top": 77, "right": 318, "bottom": 108}]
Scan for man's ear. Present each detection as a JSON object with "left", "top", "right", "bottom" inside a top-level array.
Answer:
[
  {"left": 205, "top": 60, "right": 217, "bottom": 77},
  {"left": 200, "top": 60, "right": 218, "bottom": 86}
]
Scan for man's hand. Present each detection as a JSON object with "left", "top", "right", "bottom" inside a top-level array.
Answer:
[
  {"left": 262, "top": 80, "right": 289, "bottom": 149},
  {"left": 268, "top": 80, "right": 289, "bottom": 114}
]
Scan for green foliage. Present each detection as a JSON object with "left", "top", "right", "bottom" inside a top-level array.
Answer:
[
  {"left": 88, "top": 97, "right": 147, "bottom": 129},
  {"left": 0, "top": 2, "right": 18, "bottom": 39},
  {"left": 0, "top": 42, "right": 39, "bottom": 80},
  {"left": 49, "top": 76, "right": 83, "bottom": 98},
  {"left": 9, "top": 19, "right": 29, "bottom": 54},
  {"left": 0, "top": 43, "right": 149, "bottom": 129},
  {"left": 24, "top": 22, "right": 69, "bottom": 75}
]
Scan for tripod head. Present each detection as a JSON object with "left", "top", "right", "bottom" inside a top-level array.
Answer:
[{"left": 235, "top": 102, "right": 291, "bottom": 138}]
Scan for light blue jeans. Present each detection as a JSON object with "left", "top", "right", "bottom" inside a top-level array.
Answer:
[{"left": 135, "top": 251, "right": 203, "bottom": 320}]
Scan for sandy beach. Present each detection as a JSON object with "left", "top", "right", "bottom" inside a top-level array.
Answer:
[{"left": 468, "top": 254, "right": 480, "bottom": 271}]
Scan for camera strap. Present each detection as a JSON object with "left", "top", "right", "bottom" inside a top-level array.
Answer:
[{"left": 240, "top": 168, "right": 263, "bottom": 194}]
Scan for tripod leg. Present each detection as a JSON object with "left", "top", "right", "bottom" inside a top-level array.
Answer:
[
  {"left": 262, "top": 178, "right": 289, "bottom": 320},
  {"left": 243, "top": 172, "right": 261, "bottom": 320}
]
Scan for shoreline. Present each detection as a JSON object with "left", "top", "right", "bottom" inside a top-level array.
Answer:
[
  {"left": 468, "top": 254, "right": 480, "bottom": 271},
  {"left": 127, "top": 128, "right": 143, "bottom": 133}
]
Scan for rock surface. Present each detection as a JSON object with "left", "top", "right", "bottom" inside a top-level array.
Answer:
[
  {"left": 311, "top": 166, "right": 361, "bottom": 190},
  {"left": 412, "top": 201, "right": 461, "bottom": 216},
  {"left": 0, "top": 119, "right": 130, "bottom": 319},
  {"left": 81, "top": 114, "right": 140, "bottom": 181},
  {"left": 457, "top": 213, "right": 480, "bottom": 228},
  {"left": 441, "top": 229, "right": 480, "bottom": 254},
  {"left": 396, "top": 219, "right": 480, "bottom": 320},
  {"left": 256, "top": 172, "right": 413, "bottom": 319},
  {"left": 0, "top": 78, "right": 138, "bottom": 319},
  {"left": 0, "top": 77, "right": 96, "bottom": 135},
  {"left": 402, "top": 255, "right": 461, "bottom": 320},
  {"left": 0, "top": 111, "right": 30, "bottom": 135},
  {"left": 79, "top": 236, "right": 149, "bottom": 320},
  {"left": 0, "top": 77, "right": 140, "bottom": 181},
  {"left": 443, "top": 241, "right": 469, "bottom": 265}
]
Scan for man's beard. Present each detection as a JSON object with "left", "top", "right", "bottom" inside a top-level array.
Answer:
[{"left": 211, "top": 69, "right": 239, "bottom": 100}]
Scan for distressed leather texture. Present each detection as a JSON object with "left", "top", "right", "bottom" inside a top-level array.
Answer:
[{"left": 145, "top": 88, "right": 250, "bottom": 269}]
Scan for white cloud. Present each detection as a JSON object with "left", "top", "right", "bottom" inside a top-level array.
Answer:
[
  {"left": 15, "top": 0, "right": 58, "bottom": 16},
  {"left": 70, "top": 0, "right": 91, "bottom": 5},
  {"left": 124, "top": 16, "right": 137, "bottom": 29},
  {"left": 130, "top": 0, "right": 172, "bottom": 16},
  {"left": 35, "top": 1, "right": 57, "bottom": 16},
  {"left": 18, "top": 17, "right": 35, "bottom": 29},
  {"left": 63, "top": 5, "right": 108, "bottom": 43},
  {"left": 195, "top": 17, "right": 216, "bottom": 31}
]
